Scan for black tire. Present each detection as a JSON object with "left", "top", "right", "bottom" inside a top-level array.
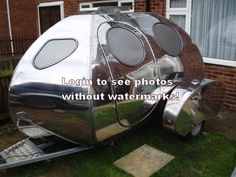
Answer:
[{"left": 183, "top": 121, "right": 205, "bottom": 141}]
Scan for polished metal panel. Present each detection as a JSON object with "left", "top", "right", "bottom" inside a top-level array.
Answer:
[
  {"left": 9, "top": 15, "right": 95, "bottom": 144},
  {"left": 8, "top": 9, "right": 224, "bottom": 145},
  {"left": 163, "top": 78, "right": 224, "bottom": 136},
  {"left": 97, "top": 19, "right": 159, "bottom": 127}
]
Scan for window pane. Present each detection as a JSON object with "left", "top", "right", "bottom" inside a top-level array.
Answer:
[
  {"left": 153, "top": 23, "right": 183, "bottom": 56},
  {"left": 34, "top": 39, "right": 78, "bottom": 69},
  {"left": 107, "top": 27, "right": 145, "bottom": 67},
  {"left": 170, "top": 0, "right": 186, "bottom": 8},
  {"left": 81, "top": 5, "right": 90, "bottom": 8},
  {"left": 120, "top": 2, "right": 133, "bottom": 10},
  {"left": 169, "top": 15, "right": 186, "bottom": 29},
  {"left": 191, "top": 0, "right": 236, "bottom": 61},
  {"left": 39, "top": 6, "right": 61, "bottom": 34},
  {"left": 93, "top": 2, "right": 118, "bottom": 7},
  {"left": 120, "top": 2, "right": 133, "bottom": 7}
]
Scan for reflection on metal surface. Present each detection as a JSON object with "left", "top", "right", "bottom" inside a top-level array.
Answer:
[
  {"left": 8, "top": 9, "right": 224, "bottom": 145},
  {"left": 96, "top": 119, "right": 129, "bottom": 141},
  {"left": 163, "top": 79, "right": 224, "bottom": 136},
  {"left": 97, "top": 19, "right": 160, "bottom": 127},
  {"left": 153, "top": 23, "right": 183, "bottom": 56}
]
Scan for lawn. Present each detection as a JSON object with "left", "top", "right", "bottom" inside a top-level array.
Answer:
[{"left": 0, "top": 121, "right": 235, "bottom": 177}]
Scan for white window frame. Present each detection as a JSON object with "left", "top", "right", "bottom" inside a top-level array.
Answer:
[
  {"left": 166, "top": 0, "right": 192, "bottom": 34},
  {"left": 37, "top": 1, "right": 64, "bottom": 35},
  {"left": 166, "top": 0, "right": 236, "bottom": 67},
  {"left": 80, "top": 0, "right": 134, "bottom": 13}
]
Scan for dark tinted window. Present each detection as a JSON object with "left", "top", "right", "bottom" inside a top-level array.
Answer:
[
  {"left": 39, "top": 6, "right": 61, "bottom": 34},
  {"left": 159, "top": 59, "right": 175, "bottom": 77},
  {"left": 107, "top": 27, "right": 145, "bottom": 66},
  {"left": 33, "top": 39, "right": 78, "bottom": 69},
  {"left": 93, "top": 2, "right": 118, "bottom": 7},
  {"left": 153, "top": 23, "right": 183, "bottom": 56}
]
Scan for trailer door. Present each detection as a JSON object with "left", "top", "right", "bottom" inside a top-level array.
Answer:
[{"left": 98, "top": 21, "right": 159, "bottom": 127}]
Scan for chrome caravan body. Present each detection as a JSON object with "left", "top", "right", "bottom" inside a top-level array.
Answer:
[{"left": 8, "top": 9, "right": 224, "bottom": 145}]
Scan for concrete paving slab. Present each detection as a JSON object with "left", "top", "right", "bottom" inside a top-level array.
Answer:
[{"left": 114, "top": 144, "right": 174, "bottom": 177}]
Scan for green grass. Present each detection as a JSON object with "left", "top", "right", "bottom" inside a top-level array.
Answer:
[
  {"left": 4, "top": 123, "right": 235, "bottom": 177},
  {"left": 0, "top": 69, "right": 13, "bottom": 78},
  {"left": 93, "top": 101, "right": 144, "bottom": 129}
]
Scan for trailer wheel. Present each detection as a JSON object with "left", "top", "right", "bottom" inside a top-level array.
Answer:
[{"left": 184, "top": 121, "right": 205, "bottom": 141}]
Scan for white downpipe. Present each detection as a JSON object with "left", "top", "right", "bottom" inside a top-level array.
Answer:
[{"left": 6, "top": 0, "right": 14, "bottom": 55}]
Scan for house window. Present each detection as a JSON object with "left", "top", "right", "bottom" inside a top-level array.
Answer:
[
  {"left": 170, "top": 0, "right": 186, "bottom": 8},
  {"left": 169, "top": 15, "right": 185, "bottom": 30},
  {"left": 166, "top": 0, "right": 236, "bottom": 66},
  {"left": 166, "top": 0, "right": 191, "bottom": 33},
  {"left": 80, "top": 0, "right": 134, "bottom": 14},
  {"left": 38, "top": 1, "right": 64, "bottom": 34}
]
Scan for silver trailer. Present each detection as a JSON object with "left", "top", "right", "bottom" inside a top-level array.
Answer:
[{"left": 0, "top": 7, "right": 224, "bottom": 170}]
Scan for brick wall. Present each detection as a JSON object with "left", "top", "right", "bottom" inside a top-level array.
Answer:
[
  {"left": 134, "top": 0, "right": 146, "bottom": 12},
  {"left": 64, "top": 0, "right": 79, "bottom": 16},
  {"left": 204, "top": 64, "right": 236, "bottom": 111},
  {"left": 0, "top": 0, "right": 38, "bottom": 55},
  {"left": 0, "top": 0, "right": 10, "bottom": 36},
  {"left": 36, "top": 0, "right": 79, "bottom": 17},
  {"left": 150, "top": 0, "right": 166, "bottom": 16},
  {"left": 0, "top": 0, "right": 38, "bottom": 37},
  {"left": 134, "top": 0, "right": 166, "bottom": 16},
  {"left": 0, "top": 0, "right": 80, "bottom": 38},
  {"left": 9, "top": 0, "right": 37, "bottom": 37}
]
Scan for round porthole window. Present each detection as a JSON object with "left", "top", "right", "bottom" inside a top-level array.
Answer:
[
  {"left": 106, "top": 27, "right": 145, "bottom": 67},
  {"left": 153, "top": 23, "right": 183, "bottom": 56}
]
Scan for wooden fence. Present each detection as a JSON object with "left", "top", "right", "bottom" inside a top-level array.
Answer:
[
  {"left": 0, "top": 57, "right": 20, "bottom": 114},
  {"left": 0, "top": 35, "right": 36, "bottom": 114},
  {"left": 0, "top": 35, "right": 36, "bottom": 55}
]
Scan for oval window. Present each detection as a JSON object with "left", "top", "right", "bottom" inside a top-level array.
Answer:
[
  {"left": 106, "top": 27, "right": 145, "bottom": 67},
  {"left": 33, "top": 39, "right": 78, "bottom": 69},
  {"left": 153, "top": 23, "right": 183, "bottom": 56}
]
